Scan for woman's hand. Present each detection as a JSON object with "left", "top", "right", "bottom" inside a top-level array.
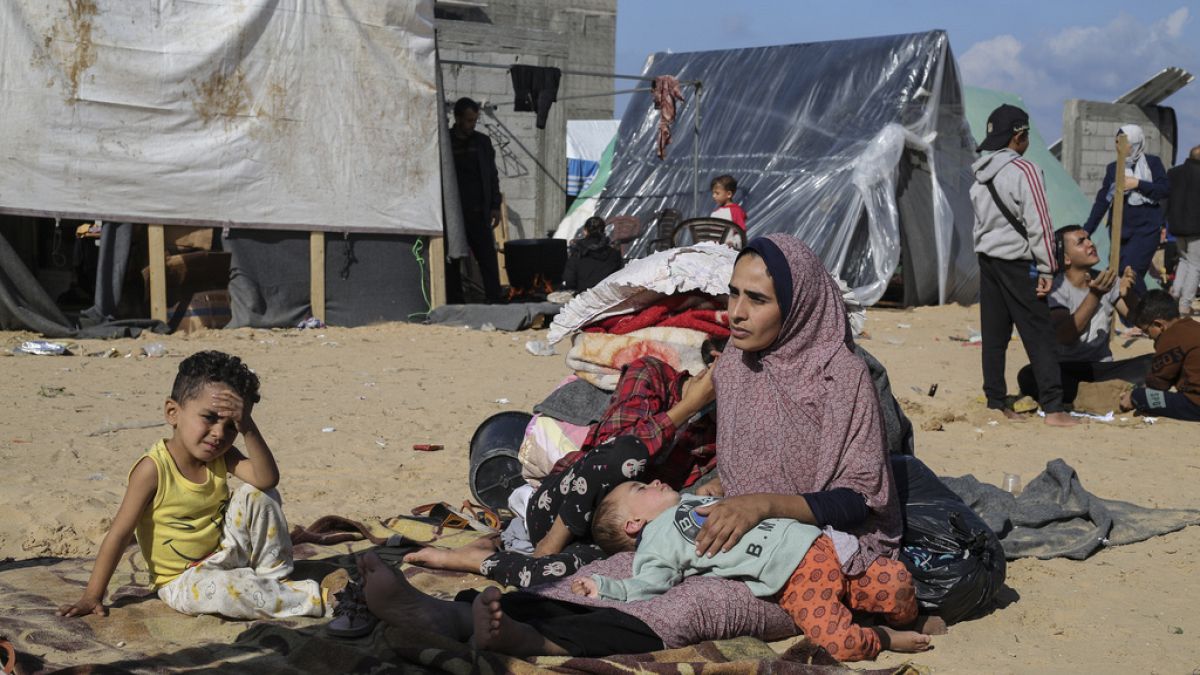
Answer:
[
  {"left": 693, "top": 494, "right": 771, "bottom": 557},
  {"left": 571, "top": 577, "right": 599, "bottom": 598},
  {"left": 694, "top": 475, "right": 724, "bottom": 498},
  {"left": 682, "top": 363, "right": 717, "bottom": 409},
  {"left": 1123, "top": 176, "right": 1140, "bottom": 191}
]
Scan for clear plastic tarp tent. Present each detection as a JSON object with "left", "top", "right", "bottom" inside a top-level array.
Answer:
[{"left": 594, "top": 31, "right": 979, "bottom": 306}]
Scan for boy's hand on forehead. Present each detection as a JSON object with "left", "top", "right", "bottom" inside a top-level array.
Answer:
[{"left": 211, "top": 389, "right": 254, "bottom": 433}]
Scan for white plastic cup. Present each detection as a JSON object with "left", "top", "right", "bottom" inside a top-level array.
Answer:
[{"left": 1002, "top": 473, "right": 1022, "bottom": 495}]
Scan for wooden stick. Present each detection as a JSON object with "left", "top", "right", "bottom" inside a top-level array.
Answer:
[
  {"left": 88, "top": 419, "right": 166, "bottom": 437},
  {"left": 428, "top": 235, "right": 445, "bottom": 308},
  {"left": 1109, "top": 133, "right": 1129, "bottom": 272},
  {"left": 310, "top": 231, "right": 325, "bottom": 322},
  {"left": 147, "top": 224, "right": 167, "bottom": 322},
  {"left": 1110, "top": 133, "right": 1130, "bottom": 339},
  {"left": 495, "top": 195, "right": 510, "bottom": 287}
]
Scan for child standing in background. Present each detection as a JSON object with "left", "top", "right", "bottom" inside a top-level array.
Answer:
[{"left": 710, "top": 174, "right": 747, "bottom": 231}]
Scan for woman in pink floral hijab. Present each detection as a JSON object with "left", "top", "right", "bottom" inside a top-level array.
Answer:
[{"left": 695, "top": 233, "right": 902, "bottom": 576}]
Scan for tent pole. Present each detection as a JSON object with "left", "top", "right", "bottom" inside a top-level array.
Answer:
[
  {"left": 147, "top": 224, "right": 167, "bottom": 322},
  {"left": 429, "top": 236, "right": 446, "bottom": 308},
  {"left": 310, "top": 231, "right": 325, "bottom": 322},
  {"left": 692, "top": 82, "right": 702, "bottom": 218}
]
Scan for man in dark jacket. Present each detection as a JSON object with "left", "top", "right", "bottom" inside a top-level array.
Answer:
[
  {"left": 448, "top": 97, "right": 503, "bottom": 304},
  {"left": 563, "top": 217, "right": 623, "bottom": 293},
  {"left": 1168, "top": 145, "right": 1200, "bottom": 316}
]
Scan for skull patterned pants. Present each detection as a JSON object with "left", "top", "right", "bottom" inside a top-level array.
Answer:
[
  {"left": 481, "top": 436, "right": 650, "bottom": 588},
  {"left": 156, "top": 484, "right": 326, "bottom": 619}
]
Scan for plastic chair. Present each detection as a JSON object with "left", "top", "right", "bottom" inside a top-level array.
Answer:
[
  {"left": 649, "top": 208, "right": 682, "bottom": 252},
  {"left": 604, "top": 215, "right": 643, "bottom": 257},
  {"left": 672, "top": 217, "right": 747, "bottom": 249}
]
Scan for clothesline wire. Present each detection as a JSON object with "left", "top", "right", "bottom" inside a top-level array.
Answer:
[
  {"left": 441, "top": 57, "right": 706, "bottom": 215},
  {"left": 438, "top": 58, "right": 701, "bottom": 87}
]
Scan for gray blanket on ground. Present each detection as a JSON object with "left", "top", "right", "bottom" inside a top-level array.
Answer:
[
  {"left": 427, "top": 302, "right": 561, "bottom": 331},
  {"left": 943, "top": 459, "right": 1200, "bottom": 560},
  {"left": 533, "top": 377, "right": 613, "bottom": 425}
]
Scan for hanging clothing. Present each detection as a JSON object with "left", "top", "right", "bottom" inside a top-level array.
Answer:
[
  {"left": 510, "top": 65, "right": 562, "bottom": 130},
  {"left": 652, "top": 76, "right": 684, "bottom": 160}
]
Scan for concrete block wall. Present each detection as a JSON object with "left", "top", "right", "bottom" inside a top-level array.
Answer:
[
  {"left": 438, "top": 20, "right": 568, "bottom": 238},
  {"left": 1062, "top": 100, "right": 1177, "bottom": 199},
  {"left": 434, "top": 0, "right": 616, "bottom": 238},
  {"left": 477, "top": 0, "right": 617, "bottom": 119}
]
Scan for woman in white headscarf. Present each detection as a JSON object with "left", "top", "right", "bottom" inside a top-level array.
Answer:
[{"left": 1082, "top": 124, "right": 1170, "bottom": 298}]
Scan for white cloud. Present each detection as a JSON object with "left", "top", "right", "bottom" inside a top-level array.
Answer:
[
  {"left": 960, "top": 7, "right": 1199, "bottom": 148},
  {"left": 1164, "top": 7, "right": 1189, "bottom": 39},
  {"left": 959, "top": 35, "right": 1058, "bottom": 107}
]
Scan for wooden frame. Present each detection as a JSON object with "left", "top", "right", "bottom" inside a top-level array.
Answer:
[
  {"left": 146, "top": 227, "right": 445, "bottom": 322},
  {"left": 310, "top": 231, "right": 325, "bottom": 321},
  {"left": 147, "top": 224, "right": 167, "bottom": 322}
]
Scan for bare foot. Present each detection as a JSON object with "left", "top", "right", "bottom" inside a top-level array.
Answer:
[
  {"left": 358, "top": 551, "right": 470, "bottom": 640},
  {"left": 1043, "top": 411, "right": 1080, "bottom": 427},
  {"left": 911, "top": 614, "right": 948, "bottom": 635},
  {"left": 999, "top": 409, "right": 1028, "bottom": 422},
  {"left": 471, "top": 586, "right": 568, "bottom": 657},
  {"left": 878, "top": 626, "right": 932, "bottom": 653},
  {"left": 404, "top": 545, "right": 493, "bottom": 574}
]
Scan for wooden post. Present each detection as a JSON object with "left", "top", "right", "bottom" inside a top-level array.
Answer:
[
  {"left": 1109, "top": 133, "right": 1129, "bottom": 273},
  {"left": 1109, "top": 133, "right": 1130, "bottom": 338},
  {"left": 310, "top": 231, "right": 325, "bottom": 322},
  {"left": 147, "top": 224, "right": 167, "bottom": 322},
  {"left": 495, "top": 195, "right": 510, "bottom": 287},
  {"left": 428, "top": 235, "right": 445, "bottom": 308}
]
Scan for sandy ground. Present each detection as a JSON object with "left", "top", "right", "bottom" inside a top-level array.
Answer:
[{"left": 2, "top": 304, "right": 1198, "bottom": 673}]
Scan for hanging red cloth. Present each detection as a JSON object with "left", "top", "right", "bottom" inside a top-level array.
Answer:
[{"left": 652, "top": 75, "right": 684, "bottom": 160}]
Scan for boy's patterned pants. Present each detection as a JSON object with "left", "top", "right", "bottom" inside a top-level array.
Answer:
[
  {"left": 776, "top": 535, "right": 917, "bottom": 662},
  {"left": 157, "top": 484, "right": 325, "bottom": 619}
]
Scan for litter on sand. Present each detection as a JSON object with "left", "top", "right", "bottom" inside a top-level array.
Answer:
[
  {"left": 1038, "top": 410, "right": 1114, "bottom": 422},
  {"left": 18, "top": 341, "right": 69, "bottom": 355}
]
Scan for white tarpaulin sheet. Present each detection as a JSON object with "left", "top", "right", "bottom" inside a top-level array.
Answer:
[{"left": 0, "top": 0, "right": 442, "bottom": 235}]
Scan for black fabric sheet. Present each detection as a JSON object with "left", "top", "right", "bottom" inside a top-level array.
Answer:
[{"left": 226, "top": 230, "right": 430, "bottom": 328}]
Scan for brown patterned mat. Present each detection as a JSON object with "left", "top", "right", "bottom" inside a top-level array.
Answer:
[{"left": 0, "top": 515, "right": 922, "bottom": 674}]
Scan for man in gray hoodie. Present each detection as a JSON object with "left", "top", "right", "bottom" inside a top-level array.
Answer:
[{"left": 971, "top": 104, "right": 1077, "bottom": 427}]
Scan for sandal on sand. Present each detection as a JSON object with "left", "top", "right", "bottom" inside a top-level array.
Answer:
[
  {"left": 325, "top": 582, "right": 379, "bottom": 639},
  {"left": 410, "top": 502, "right": 500, "bottom": 535}
]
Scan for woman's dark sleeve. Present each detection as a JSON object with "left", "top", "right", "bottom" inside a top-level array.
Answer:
[
  {"left": 1140, "top": 155, "right": 1170, "bottom": 202},
  {"left": 1083, "top": 163, "right": 1115, "bottom": 235},
  {"left": 802, "top": 488, "right": 870, "bottom": 530}
]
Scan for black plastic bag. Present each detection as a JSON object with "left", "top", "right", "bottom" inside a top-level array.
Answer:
[{"left": 891, "top": 455, "right": 1006, "bottom": 624}]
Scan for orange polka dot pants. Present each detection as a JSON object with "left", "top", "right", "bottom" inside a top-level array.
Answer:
[{"left": 776, "top": 534, "right": 917, "bottom": 662}]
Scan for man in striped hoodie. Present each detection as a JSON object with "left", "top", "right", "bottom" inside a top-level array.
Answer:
[{"left": 971, "top": 104, "right": 1077, "bottom": 427}]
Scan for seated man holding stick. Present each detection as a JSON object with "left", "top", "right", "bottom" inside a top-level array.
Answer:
[{"left": 1017, "top": 225, "right": 1150, "bottom": 406}]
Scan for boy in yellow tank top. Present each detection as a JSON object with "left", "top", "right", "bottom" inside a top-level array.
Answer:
[{"left": 58, "top": 351, "right": 325, "bottom": 620}]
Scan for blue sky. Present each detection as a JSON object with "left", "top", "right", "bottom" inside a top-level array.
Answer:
[{"left": 615, "top": 1, "right": 1198, "bottom": 158}]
